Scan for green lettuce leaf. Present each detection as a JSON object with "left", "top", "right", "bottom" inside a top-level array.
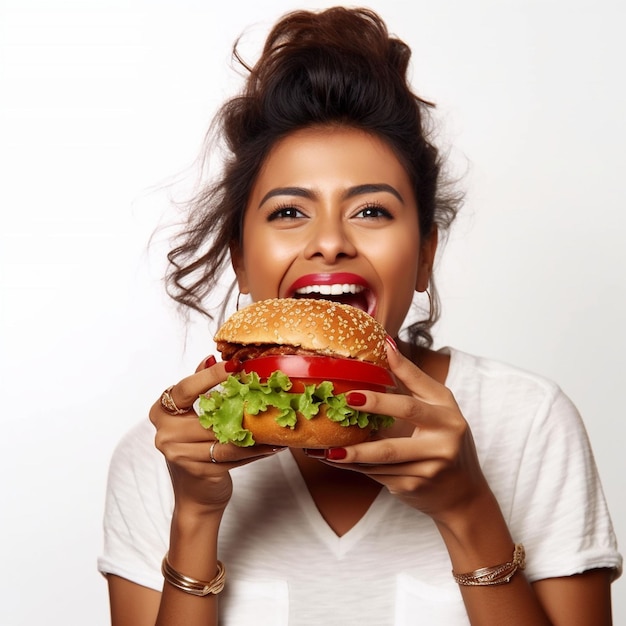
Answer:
[{"left": 197, "top": 369, "right": 393, "bottom": 447}]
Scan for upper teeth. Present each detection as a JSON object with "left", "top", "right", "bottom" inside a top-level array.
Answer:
[
  {"left": 296, "top": 283, "right": 365, "bottom": 296},
  {"left": 295, "top": 284, "right": 365, "bottom": 296}
]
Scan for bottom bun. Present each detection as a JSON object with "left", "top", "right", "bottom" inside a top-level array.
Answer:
[{"left": 242, "top": 405, "right": 373, "bottom": 448}]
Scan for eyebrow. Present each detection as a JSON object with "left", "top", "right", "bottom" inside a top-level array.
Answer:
[
  {"left": 258, "top": 183, "right": 404, "bottom": 208},
  {"left": 344, "top": 183, "right": 404, "bottom": 203}
]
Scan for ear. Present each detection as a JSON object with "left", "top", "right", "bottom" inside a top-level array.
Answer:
[
  {"left": 229, "top": 241, "right": 250, "bottom": 295},
  {"left": 416, "top": 229, "right": 438, "bottom": 292}
]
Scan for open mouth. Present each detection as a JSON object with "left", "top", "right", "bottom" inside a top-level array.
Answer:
[{"left": 286, "top": 273, "right": 376, "bottom": 316}]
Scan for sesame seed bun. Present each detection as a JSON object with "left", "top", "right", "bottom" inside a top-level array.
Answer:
[{"left": 215, "top": 298, "right": 388, "bottom": 366}]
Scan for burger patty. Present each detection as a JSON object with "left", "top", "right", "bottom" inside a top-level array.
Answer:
[{"left": 217, "top": 342, "right": 323, "bottom": 363}]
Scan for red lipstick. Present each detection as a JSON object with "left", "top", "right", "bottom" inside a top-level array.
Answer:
[
  {"left": 286, "top": 273, "right": 369, "bottom": 295},
  {"left": 285, "top": 273, "right": 376, "bottom": 316}
]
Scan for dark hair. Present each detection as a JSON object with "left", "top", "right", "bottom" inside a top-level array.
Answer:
[{"left": 165, "top": 6, "right": 461, "bottom": 347}]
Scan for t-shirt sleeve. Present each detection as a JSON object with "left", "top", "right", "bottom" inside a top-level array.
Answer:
[
  {"left": 98, "top": 419, "right": 173, "bottom": 591},
  {"left": 506, "top": 386, "right": 622, "bottom": 582}
]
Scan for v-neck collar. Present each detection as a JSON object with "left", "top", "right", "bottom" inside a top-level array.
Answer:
[{"left": 278, "top": 451, "right": 394, "bottom": 558}]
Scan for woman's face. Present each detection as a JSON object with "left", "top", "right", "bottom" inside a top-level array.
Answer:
[{"left": 232, "top": 126, "right": 436, "bottom": 337}]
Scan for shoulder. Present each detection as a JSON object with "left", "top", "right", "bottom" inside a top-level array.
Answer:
[
  {"left": 104, "top": 418, "right": 173, "bottom": 513},
  {"left": 442, "top": 347, "right": 590, "bottom": 464},
  {"left": 446, "top": 347, "right": 559, "bottom": 389},
  {"left": 108, "top": 418, "right": 165, "bottom": 476},
  {"left": 100, "top": 419, "right": 172, "bottom": 589},
  {"left": 444, "top": 347, "right": 569, "bottom": 416}
]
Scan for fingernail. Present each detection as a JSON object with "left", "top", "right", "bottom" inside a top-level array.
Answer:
[
  {"left": 303, "top": 448, "right": 325, "bottom": 458},
  {"left": 205, "top": 355, "right": 217, "bottom": 368},
  {"left": 224, "top": 359, "right": 238, "bottom": 373},
  {"left": 326, "top": 447, "right": 347, "bottom": 461},
  {"left": 346, "top": 391, "right": 367, "bottom": 406},
  {"left": 385, "top": 335, "right": 398, "bottom": 352}
]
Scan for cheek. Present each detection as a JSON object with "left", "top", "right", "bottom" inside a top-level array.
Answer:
[
  {"left": 371, "top": 232, "right": 420, "bottom": 283},
  {"left": 239, "top": 232, "right": 296, "bottom": 298},
  {"left": 370, "top": 233, "right": 420, "bottom": 333}
]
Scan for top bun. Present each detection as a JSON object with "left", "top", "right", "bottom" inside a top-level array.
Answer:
[{"left": 215, "top": 298, "right": 389, "bottom": 366}]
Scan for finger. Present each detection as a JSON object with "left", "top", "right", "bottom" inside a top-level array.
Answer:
[
  {"left": 345, "top": 387, "right": 450, "bottom": 429},
  {"left": 331, "top": 460, "right": 440, "bottom": 481},
  {"left": 306, "top": 432, "right": 446, "bottom": 466},
  {"left": 385, "top": 342, "right": 447, "bottom": 402},
  {"left": 155, "top": 425, "right": 285, "bottom": 467},
  {"left": 165, "top": 361, "right": 230, "bottom": 411},
  {"left": 194, "top": 354, "right": 218, "bottom": 373},
  {"left": 153, "top": 410, "right": 217, "bottom": 444},
  {"left": 208, "top": 440, "right": 286, "bottom": 466}
]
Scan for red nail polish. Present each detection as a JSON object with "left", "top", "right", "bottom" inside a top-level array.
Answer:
[
  {"left": 346, "top": 391, "right": 367, "bottom": 406},
  {"left": 205, "top": 355, "right": 217, "bottom": 368},
  {"left": 326, "top": 447, "right": 347, "bottom": 461},
  {"left": 385, "top": 335, "right": 398, "bottom": 352}
]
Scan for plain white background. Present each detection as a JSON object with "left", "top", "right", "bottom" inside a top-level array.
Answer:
[{"left": 1, "top": 0, "right": 624, "bottom": 623}]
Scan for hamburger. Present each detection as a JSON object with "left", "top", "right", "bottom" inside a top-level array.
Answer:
[{"left": 197, "top": 298, "right": 395, "bottom": 448}]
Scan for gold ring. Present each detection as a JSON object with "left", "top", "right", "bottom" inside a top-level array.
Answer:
[{"left": 160, "top": 385, "right": 192, "bottom": 416}]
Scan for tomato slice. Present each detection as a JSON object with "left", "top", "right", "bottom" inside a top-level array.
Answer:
[{"left": 239, "top": 354, "right": 397, "bottom": 394}]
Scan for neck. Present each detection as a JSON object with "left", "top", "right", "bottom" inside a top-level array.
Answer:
[
  {"left": 290, "top": 448, "right": 382, "bottom": 536},
  {"left": 399, "top": 341, "right": 450, "bottom": 384}
]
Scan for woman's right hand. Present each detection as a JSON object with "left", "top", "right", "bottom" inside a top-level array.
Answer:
[{"left": 149, "top": 356, "right": 283, "bottom": 516}]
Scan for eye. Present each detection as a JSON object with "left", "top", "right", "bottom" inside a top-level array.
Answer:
[
  {"left": 267, "top": 204, "right": 306, "bottom": 221},
  {"left": 354, "top": 202, "right": 393, "bottom": 220}
]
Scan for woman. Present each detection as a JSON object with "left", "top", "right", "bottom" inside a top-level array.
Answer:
[{"left": 99, "top": 7, "right": 621, "bottom": 625}]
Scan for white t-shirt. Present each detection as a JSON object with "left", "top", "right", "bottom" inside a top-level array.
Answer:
[{"left": 98, "top": 348, "right": 622, "bottom": 625}]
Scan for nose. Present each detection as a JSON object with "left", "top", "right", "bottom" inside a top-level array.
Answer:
[{"left": 302, "top": 216, "right": 357, "bottom": 263}]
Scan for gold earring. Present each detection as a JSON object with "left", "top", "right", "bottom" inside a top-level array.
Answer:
[
  {"left": 425, "top": 288, "right": 433, "bottom": 320},
  {"left": 236, "top": 292, "right": 251, "bottom": 311},
  {"left": 416, "top": 287, "right": 434, "bottom": 322}
]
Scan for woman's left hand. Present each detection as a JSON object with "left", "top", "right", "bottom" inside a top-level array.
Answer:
[{"left": 320, "top": 343, "right": 491, "bottom": 525}]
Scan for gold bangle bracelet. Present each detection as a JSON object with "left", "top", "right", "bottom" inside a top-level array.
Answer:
[
  {"left": 453, "top": 543, "right": 525, "bottom": 586},
  {"left": 161, "top": 553, "right": 226, "bottom": 596}
]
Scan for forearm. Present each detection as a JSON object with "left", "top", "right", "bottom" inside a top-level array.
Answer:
[
  {"left": 155, "top": 506, "right": 225, "bottom": 626},
  {"left": 435, "top": 488, "right": 552, "bottom": 626}
]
